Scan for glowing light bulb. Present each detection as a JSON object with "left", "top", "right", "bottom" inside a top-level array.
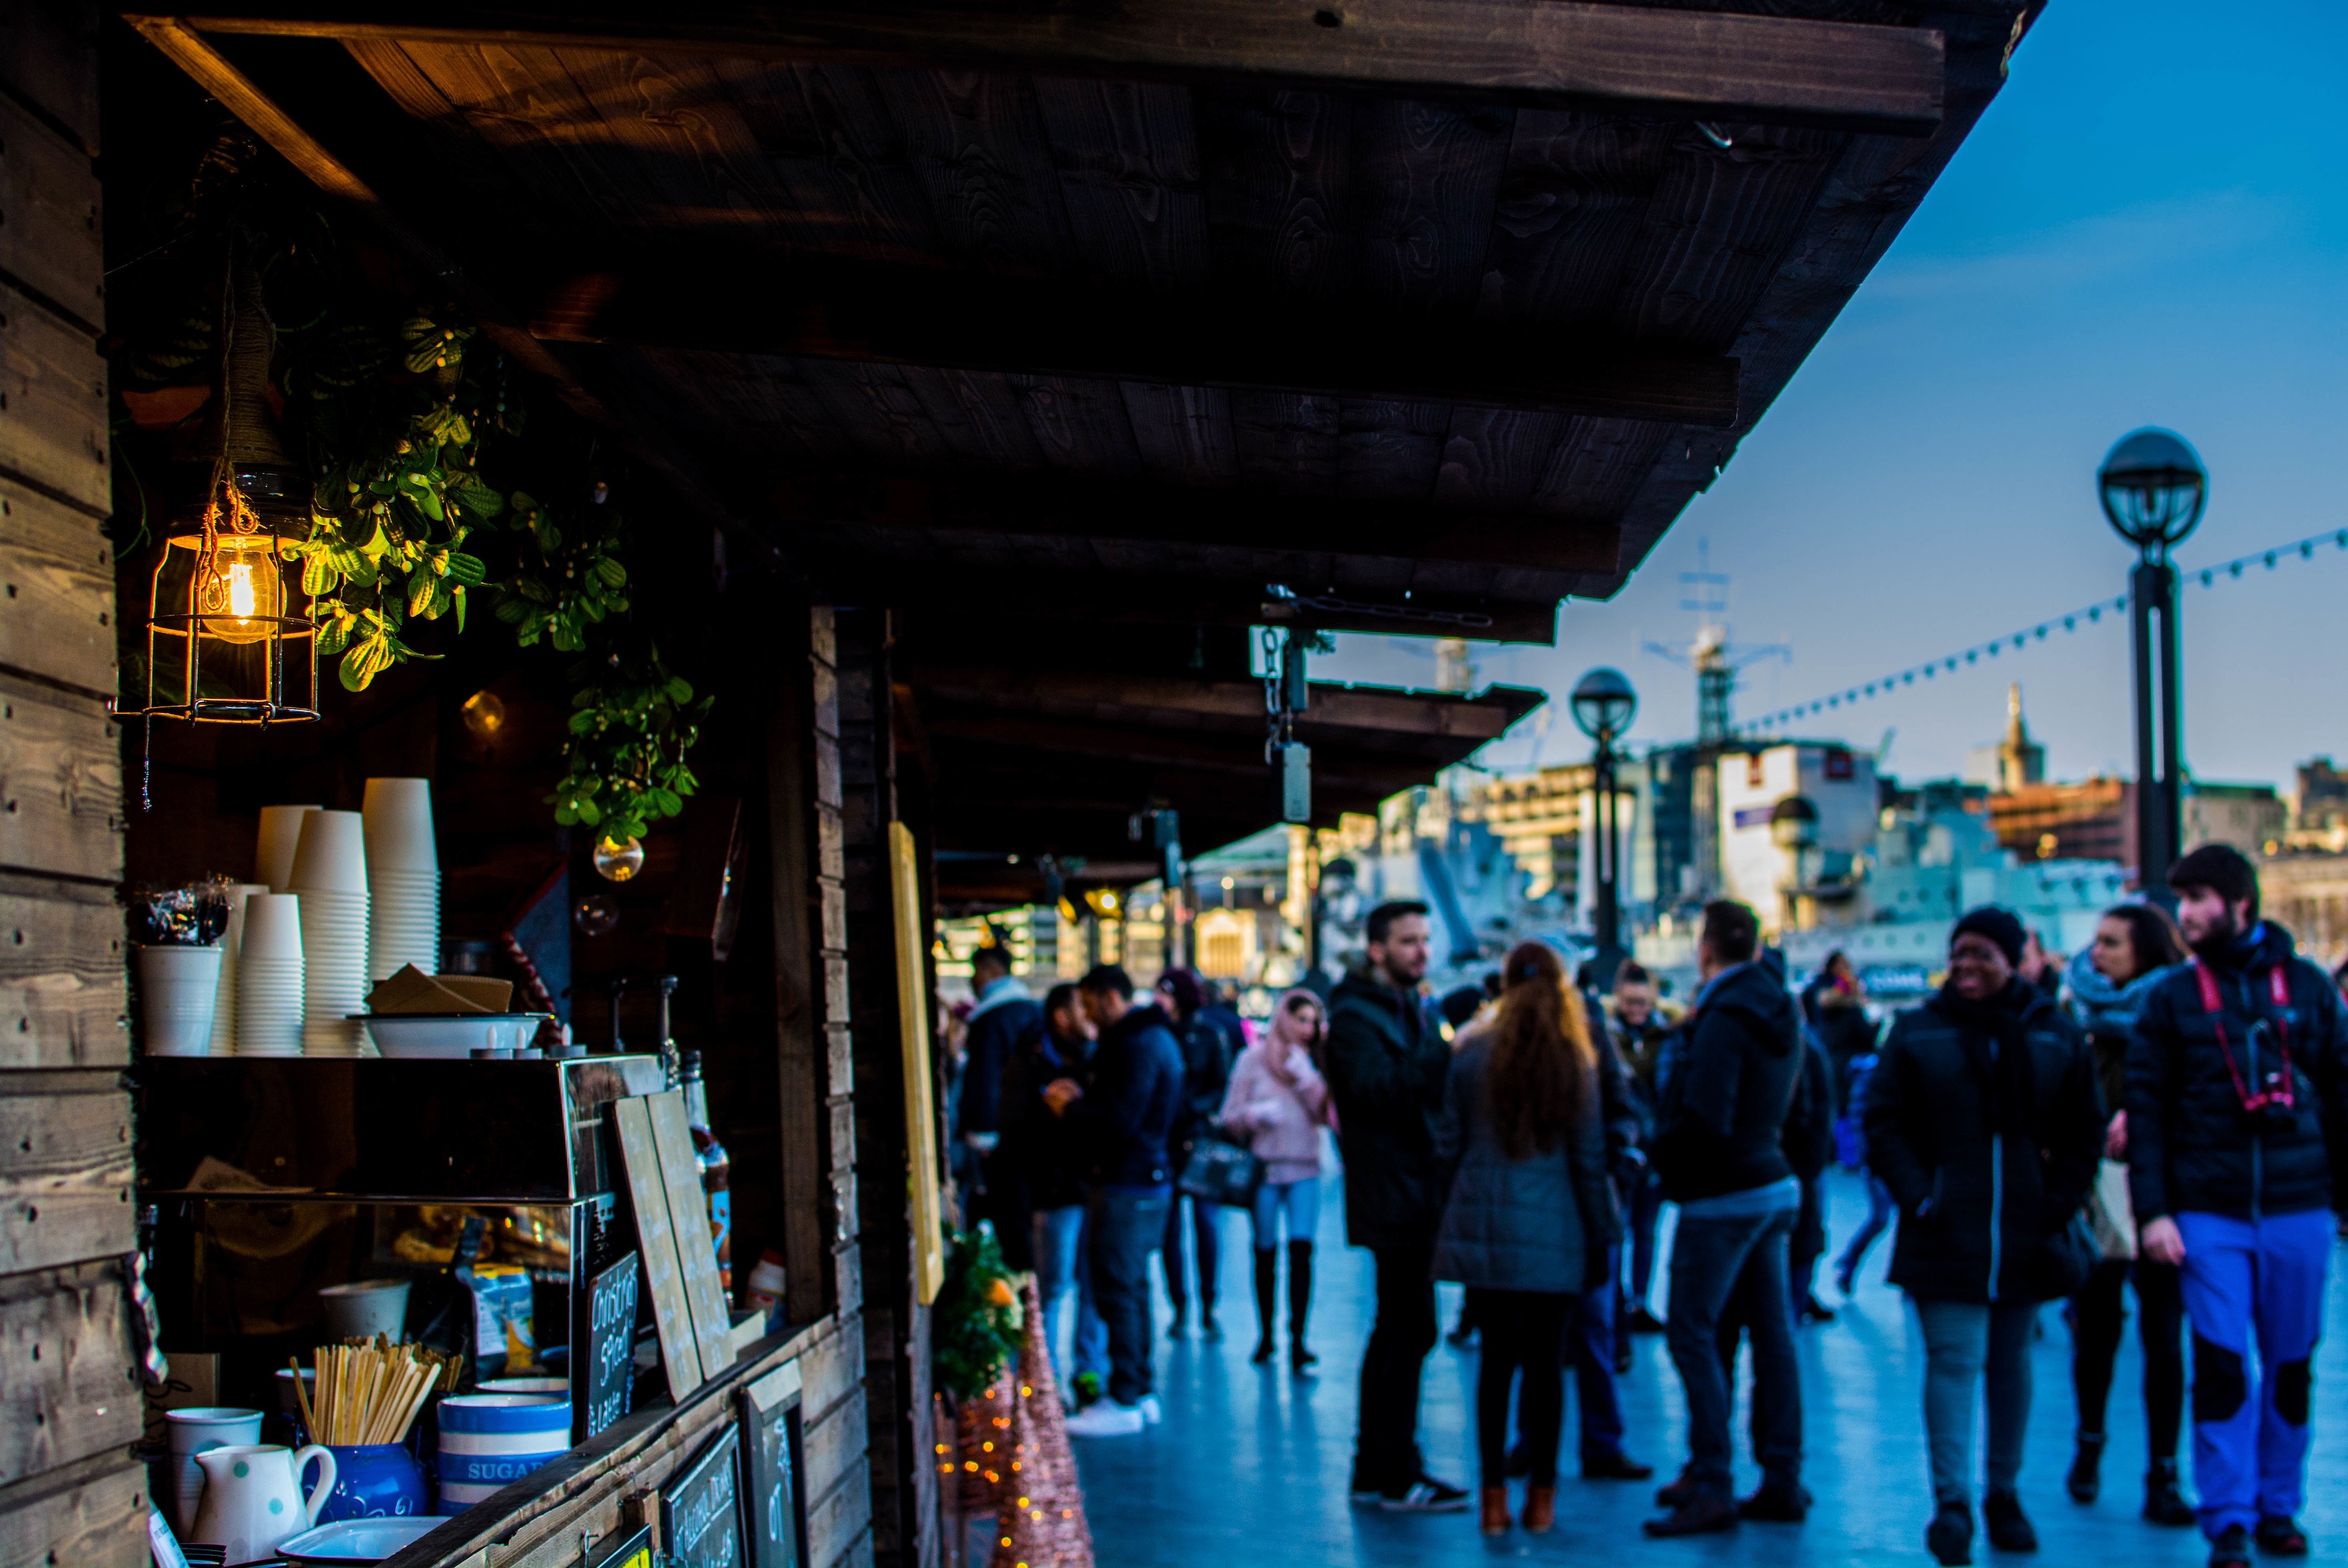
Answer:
[
  {"left": 192, "top": 537, "right": 283, "bottom": 645},
  {"left": 227, "top": 560, "right": 258, "bottom": 618}
]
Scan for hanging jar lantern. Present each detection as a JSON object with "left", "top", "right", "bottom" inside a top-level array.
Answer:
[{"left": 122, "top": 265, "right": 319, "bottom": 726}]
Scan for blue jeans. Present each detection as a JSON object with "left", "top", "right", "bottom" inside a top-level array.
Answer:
[
  {"left": 1834, "top": 1172, "right": 1896, "bottom": 1288},
  {"left": 1033, "top": 1203, "right": 1108, "bottom": 1386},
  {"left": 1248, "top": 1176, "right": 1319, "bottom": 1250},
  {"left": 1089, "top": 1185, "right": 1169, "bottom": 1406},
  {"left": 1572, "top": 1245, "right": 1627, "bottom": 1460},
  {"left": 1666, "top": 1206, "right": 1802, "bottom": 1496},
  {"left": 1913, "top": 1296, "right": 2038, "bottom": 1503},
  {"left": 2176, "top": 1208, "right": 2333, "bottom": 1538}
]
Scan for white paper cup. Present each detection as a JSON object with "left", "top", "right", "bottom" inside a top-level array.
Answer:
[
  {"left": 362, "top": 778, "right": 438, "bottom": 874},
  {"left": 289, "top": 810, "right": 368, "bottom": 894},
  {"left": 238, "top": 894, "right": 305, "bottom": 962},
  {"left": 256, "top": 805, "right": 321, "bottom": 894},
  {"left": 207, "top": 883, "right": 272, "bottom": 1055},
  {"left": 138, "top": 945, "right": 223, "bottom": 1056},
  {"left": 165, "top": 1406, "right": 264, "bottom": 1534},
  {"left": 318, "top": 1278, "right": 411, "bottom": 1340}
]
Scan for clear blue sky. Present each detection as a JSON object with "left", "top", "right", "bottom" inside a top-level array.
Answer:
[{"left": 1321, "top": 1, "right": 2348, "bottom": 791}]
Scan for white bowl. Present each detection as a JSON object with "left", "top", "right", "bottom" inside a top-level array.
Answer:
[{"left": 356, "top": 1014, "right": 550, "bottom": 1059}]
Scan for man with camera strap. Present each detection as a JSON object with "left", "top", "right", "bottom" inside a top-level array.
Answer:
[{"left": 2127, "top": 844, "right": 2348, "bottom": 1568}]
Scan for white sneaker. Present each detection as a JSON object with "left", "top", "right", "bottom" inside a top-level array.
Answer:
[
  {"left": 1063, "top": 1401, "right": 1145, "bottom": 1438},
  {"left": 1136, "top": 1394, "right": 1163, "bottom": 1426}
]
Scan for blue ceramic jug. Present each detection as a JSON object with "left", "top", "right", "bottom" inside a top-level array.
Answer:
[{"left": 317, "top": 1443, "right": 429, "bottom": 1522}]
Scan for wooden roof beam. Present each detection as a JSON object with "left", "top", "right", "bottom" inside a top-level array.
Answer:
[
  {"left": 906, "top": 667, "right": 1544, "bottom": 742},
  {"left": 924, "top": 716, "right": 1441, "bottom": 795},
  {"left": 162, "top": 2, "right": 1945, "bottom": 135},
  {"left": 777, "top": 470, "right": 1621, "bottom": 577},
  {"left": 533, "top": 262, "right": 1740, "bottom": 428},
  {"left": 120, "top": 15, "right": 792, "bottom": 566},
  {"left": 822, "top": 561, "right": 1566, "bottom": 644}
]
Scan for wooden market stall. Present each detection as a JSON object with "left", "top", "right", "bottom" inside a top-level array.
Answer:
[{"left": 0, "top": 1, "right": 2043, "bottom": 1565}]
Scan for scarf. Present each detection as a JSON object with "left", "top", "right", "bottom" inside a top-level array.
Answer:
[{"left": 1933, "top": 977, "right": 2039, "bottom": 1141}]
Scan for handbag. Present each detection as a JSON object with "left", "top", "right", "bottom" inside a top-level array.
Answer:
[
  {"left": 1176, "top": 1135, "right": 1265, "bottom": 1207},
  {"left": 2085, "top": 1158, "right": 2137, "bottom": 1262},
  {"left": 2035, "top": 1211, "right": 2102, "bottom": 1301}
]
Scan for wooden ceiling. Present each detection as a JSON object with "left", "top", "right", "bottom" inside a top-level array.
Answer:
[{"left": 131, "top": 0, "right": 2042, "bottom": 645}]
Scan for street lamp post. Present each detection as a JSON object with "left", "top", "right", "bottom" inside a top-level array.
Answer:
[
  {"left": 2098, "top": 429, "right": 2207, "bottom": 907},
  {"left": 1570, "top": 667, "right": 1637, "bottom": 988}
]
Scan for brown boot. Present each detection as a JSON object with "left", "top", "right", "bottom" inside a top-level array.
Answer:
[
  {"left": 1524, "top": 1486, "right": 1556, "bottom": 1534},
  {"left": 1481, "top": 1488, "right": 1511, "bottom": 1536}
]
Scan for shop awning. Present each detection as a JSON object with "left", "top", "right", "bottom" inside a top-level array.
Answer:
[
  {"left": 898, "top": 653, "right": 1544, "bottom": 909},
  {"left": 127, "top": 1, "right": 2037, "bottom": 644}
]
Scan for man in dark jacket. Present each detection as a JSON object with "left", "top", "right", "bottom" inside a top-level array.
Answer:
[
  {"left": 1324, "top": 901, "right": 1467, "bottom": 1511},
  {"left": 1609, "top": 962, "right": 1675, "bottom": 1335},
  {"left": 1645, "top": 902, "right": 1808, "bottom": 1536},
  {"left": 1155, "top": 966, "right": 1234, "bottom": 1336},
  {"left": 999, "top": 985, "right": 1108, "bottom": 1397},
  {"left": 955, "top": 944, "right": 1044, "bottom": 1265},
  {"left": 1866, "top": 907, "right": 2105, "bottom": 1564},
  {"left": 2129, "top": 846, "right": 2348, "bottom": 1566},
  {"left": 1055, "top": 965, "right": 1185, "bottom": 1437}
]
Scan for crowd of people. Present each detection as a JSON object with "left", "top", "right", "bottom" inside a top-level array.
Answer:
[{"left": 947, "top": 840, "right": 2348, "bottom": 1568}]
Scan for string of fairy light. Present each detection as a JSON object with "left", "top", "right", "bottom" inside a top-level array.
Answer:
[{"left": 1741, "top": 524, "right": 2348, "bottom": 734}]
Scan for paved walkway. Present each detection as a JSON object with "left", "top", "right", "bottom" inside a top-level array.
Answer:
[{"left": 1071, "top": 1172, "right": 2348, "bottom": 1566}]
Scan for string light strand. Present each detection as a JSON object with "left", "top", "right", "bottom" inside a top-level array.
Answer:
[{"left": 1742, "top": 525, "right": 2348, "bottom": 733}]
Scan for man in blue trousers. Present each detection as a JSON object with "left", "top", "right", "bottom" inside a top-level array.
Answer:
[{"left": 2129, "top": 844, "right": 2348, "bottom": 1568}]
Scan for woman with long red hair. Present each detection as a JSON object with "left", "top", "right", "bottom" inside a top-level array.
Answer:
[{"left": 1433, "top": 942, "right": 1620, "bottom": 1536}]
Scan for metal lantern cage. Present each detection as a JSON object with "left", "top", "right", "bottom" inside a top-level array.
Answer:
[
  {"left": 1568, "top": 665, "right": 1637, "bottom": 743},
  {"left": 125, "top": 463, "right": 319, "bottom": 725},
  {"left": 2098, "top": 427, "right": 2208, "bottom": 559}
]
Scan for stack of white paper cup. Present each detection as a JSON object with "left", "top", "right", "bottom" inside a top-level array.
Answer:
[
  {"left": 234, "top": 893, "right": 305, "bottom": 1056},
  {"left": 362, "top": 778, "right": 440, "bottom": 984},
  {"left": 256, "top": 804, "right": 322, "bottom": 893},
  {"left": 207, "top": 881, "right": 272, "bottom": 1054},
  {"left": 288, "top": 810, "right": 370, "bottom": 1056},
  {"left": 137, "top": 945, "right": 223, "bottom": 1056}
]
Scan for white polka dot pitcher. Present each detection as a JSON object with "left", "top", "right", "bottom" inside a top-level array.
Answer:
[{"left": 192, "top": 1443, "right": 337, "bottom": 1564}]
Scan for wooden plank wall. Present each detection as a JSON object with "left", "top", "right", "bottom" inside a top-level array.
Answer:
[
  {"left": 0, "top": 4, "right": 148, "bottom": 1565},
  {"left": 794, "top": 606, "right": 877, "bottom": 1568},
  {"left": 839, "top": 610, "right": 937, "bottom": 1568}
]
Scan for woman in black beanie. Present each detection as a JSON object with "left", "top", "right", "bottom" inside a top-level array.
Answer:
[{"left": 1865, "top": 907, "right": 2106, "bottom": 1565}]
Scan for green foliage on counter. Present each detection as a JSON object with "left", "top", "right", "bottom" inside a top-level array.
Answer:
[{"left": 932, "top": 1228, "right": 1024, "bottom": 1406}]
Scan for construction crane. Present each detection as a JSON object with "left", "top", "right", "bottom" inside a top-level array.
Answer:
[{"left": 1642, "top": 541, "right": 1790, "bottom": 746}]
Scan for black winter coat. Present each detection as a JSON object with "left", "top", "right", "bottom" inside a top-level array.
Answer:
[
  {"left": 1066, "top": 1003, "right": 1185, "bottom": 1189},
  {"left": 1325, "top": 967, "right": 1450, "bottom": 1248},
  {"left": 1168, "top": 1013, "right": 1234, "bottom": 1161},
  {"left": 2126, "top": 921, "right": 2348, "bottom": 1223},
  {"left": 957, "top": 989, "right": 1044, "bottom": 1139},
  {"left": 1651, "top": 961, "right": 1805, "bottom": 1203},
  {"left": 1866, "top": 983, "right": 2105, "bottom": 1303},
  {"left": 998, "top": 1023, "right": 1096, "bottom": 1212}
]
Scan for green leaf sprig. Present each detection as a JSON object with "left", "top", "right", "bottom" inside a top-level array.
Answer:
[
  {"left": 493, "top": 490, "right": 629, "bottom": 653},
  {"left": 289, "top": 315, "right": 498, "bottom": 689},
  {"left": 550, "top": 647, "right": 710, "bottom": 845}
]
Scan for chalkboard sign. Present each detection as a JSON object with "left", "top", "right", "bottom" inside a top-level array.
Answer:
[
  {"left": 576, "top": 1249, "right": 640, "bottom": 1444},
  {"left": 740, "top": 1363, "right": 803, "bottom": 1568},
  {"left": 663, "top": 1422, "right": 744, "bottom": 1568},
  {"left": 586, "top": 1522, "right": 652, "bottom": 1568}
]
